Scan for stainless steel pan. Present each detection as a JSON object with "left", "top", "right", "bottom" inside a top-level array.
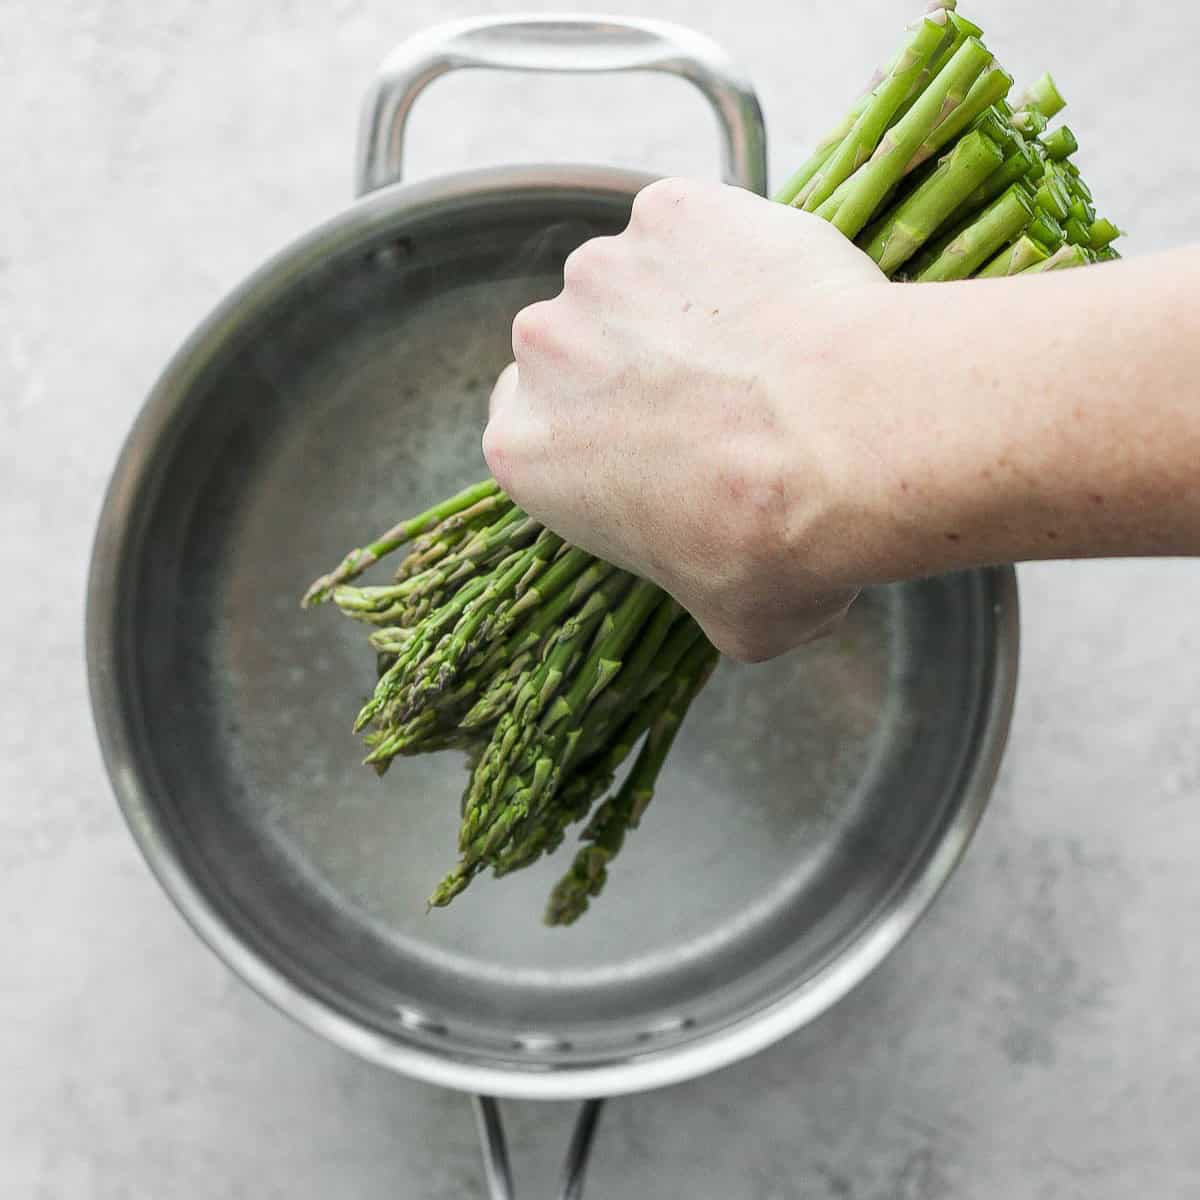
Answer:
[{"left": 86, "top": 15, "right": 1018, "bottom": 1196}]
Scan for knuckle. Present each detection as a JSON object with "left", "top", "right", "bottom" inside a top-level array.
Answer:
[
  {"left": 631, "top": 177, "right": 692, "bottom": 227},
  {"left": 511, "top": 299, "right": 557, "bottom": 362},
  {"left": 562, "top": 236, "right": 615, "bottom": 290}
]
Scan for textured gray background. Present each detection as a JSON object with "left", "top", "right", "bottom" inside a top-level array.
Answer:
[{"left": 5, "top": 1, "right": 1200, "bottom": 1196}]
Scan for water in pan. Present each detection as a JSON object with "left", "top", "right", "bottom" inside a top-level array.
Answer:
[{"left": 133, "top": 220, "right": 985, "bottom": 1051}]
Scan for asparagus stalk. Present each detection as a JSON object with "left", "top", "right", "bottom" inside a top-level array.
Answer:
[
  {"left": 393, "top": 492, "right": 512, "bottom": 580},
  {"left": 456, "top": 578, "right": 632, "bottom": 850},
  {"left": 302, "top": 480, "right": 502, "bottom": 605},
  {"left": 795, "top": 11, "right": 952, "bottom": 211},
  {"left": 1068, "top": 195, "right": 1097, "bottom": 225},
  {"left": 544, "top": 640, "right": 719, "bottom": 926},
  {"left": 858, "top": 128, "right": 1004, "bottom": 272},
  {"left": 490, "top": 603, "right": 690, "bottom": 877},
  {"left": 1088, "top": 217, "right": 1122, "bottom": 250},
  {"left": 1020, "top": 242, "right": 1094, "bottom": 272},
  {"left": 482, "top": 586, "right": 671, "bottom": 862},
  {"left": 562, "top": 595, "right": 683, "bottom": 752},
  {"left": 903, "top": 64, "right": 1014, "bottom": 171},
  {"left": 1015, "top": 71, "right": 1067, "bottom": 118},
  {"left": 1034, "top": 174, "right": 1072, "bottom": 221},
  {"left": 1066, "top": 168, "right": 1092, "bottom": 202},
  {"left": 1025, "top": 208, "right": 1065, "bottom": 250},
  {"left": 771, "top": 6, "right": 955, "bottom": 205},
  {"left": 1064, "top": 215, "right": 1093, "bottom": 246},
  {"left": 916, "top": 182, "right": 1034, "bottom": 281},
  {"left": 1040, "top": 124, "right": 1078, "bottom": 160},
  {"left": 901, "top": 171, "right": 1024, "bottom": 279},
  {"left": 976, "top": 233, "right": 1051, "bottom": 276},
  {"left": 403, "top": 534, "right": 565, "bottom": 717},
  {"left": 968, "top": 104, "right": 1020, "bottom": 156},
  {"left": 828, "top": 37, "right": 994, "bottom": 238},
  {"left": 1009, "top": 108, "right": 1047, "bottom": 137},
  {"left": 889, "top": 10, "right": 982, "bottom": 127},
  {"left": 948, "top": 138, "right": 1035, "bottom": 220}
]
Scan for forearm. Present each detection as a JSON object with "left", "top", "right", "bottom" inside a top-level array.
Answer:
[{"left": 798, "top": 246, "right": 1200, "bottom": 586}]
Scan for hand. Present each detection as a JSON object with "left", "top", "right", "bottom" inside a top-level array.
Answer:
[
  {"left": 486, "top": 180, "right": 1200, "bottom": 661},
  {"left": 484, "top": 177, "right": 887, "bottom": 661}
]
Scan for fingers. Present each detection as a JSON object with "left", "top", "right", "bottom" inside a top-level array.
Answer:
[
  {"left": 488, "top": 361, "right": 518, "bottom": 419},
  {"left": 483, "top": 363, "right": 520, "bottom": 490},
  {"left": 628, "top": 176, "right": 732, "bottom": 234},
  {"left": 561, "top": 234, "right": 622, "bottom": 293}
]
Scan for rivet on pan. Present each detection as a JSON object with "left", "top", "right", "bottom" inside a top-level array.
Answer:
[
  {"left": 394, "top": 1004, "right": 448, "bottom": 1036},
  {"left": 512, "top": 1033, "right": 572, "bottom": 1053},
  {"left": 369, "top": 236, "right": 415, "bottom": 270},
  {"left": 635, "top": 1016, "right": 695, "bottom": 1042}
]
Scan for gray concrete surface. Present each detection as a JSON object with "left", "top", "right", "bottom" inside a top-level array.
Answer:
[{"left": 4, "top": 1, "right": 1200, "bottom": 1196}]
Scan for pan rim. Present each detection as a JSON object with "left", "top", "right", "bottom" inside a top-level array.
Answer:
[{"left": 86, "top": 163, "right": 1020, "bottom": 1100}]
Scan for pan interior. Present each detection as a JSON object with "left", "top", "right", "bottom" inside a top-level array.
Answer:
[{"left": 110, "top": 181, "right": 1002, "bottom": 1070}]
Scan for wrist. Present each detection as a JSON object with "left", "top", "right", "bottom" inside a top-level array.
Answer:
[
  {"left": 770, "top": 282, "right": 974, "bottom": 588},
  {"left": 792, "top": 256, "right": 1200, "bottom": 589}
]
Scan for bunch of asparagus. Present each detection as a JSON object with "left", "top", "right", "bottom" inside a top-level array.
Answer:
[
  {"left": 776, "top": 2, "right": 1120, "bottom": 273},
  {"left": 303, "top": 484, "right": 718, "bottom": 924},
  {"left": 304, "top": 0, "right": 1121, "bottom": 925}
]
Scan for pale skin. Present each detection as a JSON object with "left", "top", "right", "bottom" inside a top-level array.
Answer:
[{"left": 483, "top": 177, "right": 1200, "bottom": 662}]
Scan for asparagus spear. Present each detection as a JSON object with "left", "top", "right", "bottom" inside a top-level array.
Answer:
[
  {"left": 827, "top": 37, "right": 994, "bottom": 237},
  {"left": 464, "top": 579, "right": 667, "bottom": 866},
  {"left": 772, "top": 11, "right": 937, "bottom": 205},
  {"left": 1066, "top": 168, "right": 1092, "bottom": 202},
  {"left": 544, "top": 640, "right": 720, "bottom": 926},
  {"left": 889, "top": 10, "right": 982, "bottom": 127},
  {"left": 1020, "top": 242, "right": 1094, "bottom": 272},
  {"left": 916, "top": 183, "right": 1035, "bottom": 281},
  {"left": 1064, "top": 215, "right": 1093, "bottom": 245},
  {"left": 903, "top": 63, "right": 1014, "bottom": 171},
  {"left": 490, "top": 602, "right": 691, "bottom": 876},
  {"left": 858, "top": 128, "right": 1004, "bottom": 272},
  {"left": 1068, "top": 195, "right": 1097, "bottom": 225},
  {"left": 393, "top": 492, "right": 513, "bottom": 580},
  {"left": 1015, "top": 71, "right": 1066, "bottom": 119},
  {"left": 976, "top": 233, "right": 1050, "bottom": 277},
  {"left": 1040, "top": 125, "right": 1078, "bottom": 160},
  {"left": 302, "top": 480, "right": 502, "bottom": 605},
  {"left": 795, "top": 11, "right": 952, "bottom": 211},
  {"left": 947, "top": 138, "right": 1035, "bottom": 221},
  {"left": 1025, "top": 208, "right": 1065, "bottom": 250},
  {"left": 1009, "top": 108, "right": 1047, "bottom": 137},
  {"left": 1034, "top": 173, "right": 1072, "bottom": 221},
  {"left": 1088, "top": 217, "right": 1122, "bottom": 250}
]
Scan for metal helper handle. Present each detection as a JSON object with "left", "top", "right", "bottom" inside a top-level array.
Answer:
[
  {"left": 472, "top": 1096, "right": 605, "bottom": 1200},
  {"left": 355, "top": 13, "right": 767, "bottom": 196}
]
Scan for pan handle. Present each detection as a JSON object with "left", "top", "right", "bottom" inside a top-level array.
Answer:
[
  {"left": 355, "top": 13, "right": 767, "bottom": 196},
  {"left": 472, "top": 1095, "right": 605, "bottom": 1200}
]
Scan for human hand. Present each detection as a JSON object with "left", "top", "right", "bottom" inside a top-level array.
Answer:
[{"left": 483, "top": 177, "right": 886, "bottom": 661}]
